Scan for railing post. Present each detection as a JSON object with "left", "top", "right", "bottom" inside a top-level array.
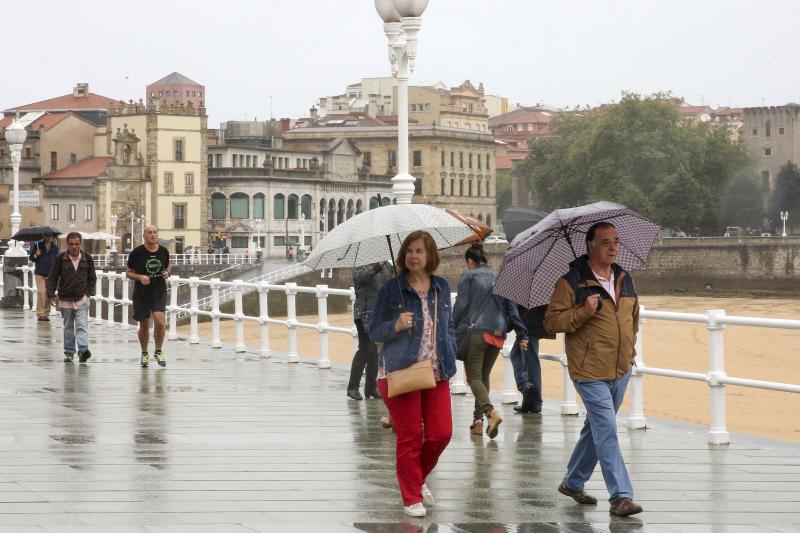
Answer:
[
  {"left": 449, "top": 292, "right": 467, "bottom": 394},
  {"left": 501, "top": 336, "right": 519, "bottom": 404},
  {"left": 211, "top": 278, "right": 222, "bottom": 348},
  {"left": 285, "top": 282, "right": 299, "bottom": 363},
  {"left": 560, "top": 335, "right": 579, "bottom": 415},
  {"left": 233, "top": 280, "right": 245, "bottom": 352},
  {"left": 120, "top": 276, "right": 130, "bottom": 330},
  {"left": 21, "top": 267, "right": 30, "bottom": 311},
  {"left": 257, "top": 281, "right": 270, "bottom": 358},
  {"left": 349, "top": 287, "right": 359, "bottom": 367},
  {"left": 316, "top": 285, "right": 331, "bottom": 369},
  {"left": 189, "top": 276, "right": 200, "bottom": 344},
  {"left": 106, "top": 272, "right": 116, "bottom": 327},
  {"left": 94, "top": 271, "right": 104, "bottom": 325},
  {"left": 168, "top": 276, "right": 179, "bottom": 340},
  {"left": 627, "top": 304, "right": 647, "bottom": 429},
  {"left": 29, "top": 267, "right": 37, "bottom": 312},
  {"left": 706, "top": 309, "right": 730, "bottom": 445}
]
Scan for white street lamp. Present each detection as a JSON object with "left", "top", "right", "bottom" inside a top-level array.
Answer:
[
  {"left": 253, "top": 218, "right": 264, "bottom": 252},
  {"left": 375, "top": 0, "right": 430, "bottom": 205},
  {"left": 780, "top": 211, "right": 789, "bottom": 237},
  {"left": 4, "top": 117, "right": 27, "bottom": 256},
  {"left": 110, "top": 214, "right": 118, "bottom": 253}
]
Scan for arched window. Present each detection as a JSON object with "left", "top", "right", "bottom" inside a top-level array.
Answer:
[
  {"left": 230, "top": 192, "right": 249, "bottom": 219},
  {"left": 319, "top": 197, "right": 327, "bottom": 231},
  {"left": 287, "top": 194, "right": 299, "bottom": 219},
  {"left": 211, "top": 193, "right": 226, "bottom": 220},
  {"left": 337, "top": 199, "right": 345, "bottom": 225},
  {"left": 253, "top": 193, "right": 265, "bottom": 219},
  {"left": 486, "top": 214, "right": 492, "bottom": 227},
  {"left": 381, "top": 197, "right": 391, "bottom": 206},
  {"left": 346, "top": 199, "right": 355, "bottom": 220},
  {"left": 301, "top": 194, "right": 312, "bottom": 219},
  {"left": 273, "top": 193, "right": 285, "bottom": 220},
  {"left": 485, "top": 179, "right": 491, "bottom": 197},
  {"left": 369, "top": 196, "right": 379, "bottom": 210},
  {"left": 328, "top": 198, "right": 336, "bottom": 230},
  {"left": 477, "top": 213, "right": 483, "bottom": 221},
  {"left": 477, "top": 180, "right": 482, "bottom": 196},
  {"left": 468, "top": 180, "right": 473, "bottom": 197},
  {"left": 355, "top": 199, "right": 364, "bottom": 214}
]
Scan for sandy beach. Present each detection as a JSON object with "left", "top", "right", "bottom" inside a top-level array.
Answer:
[{"left": 180, "top": 295, "right": 800, "bottom": 443}]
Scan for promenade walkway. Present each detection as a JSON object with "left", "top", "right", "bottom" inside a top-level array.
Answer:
[{"left": 1, "top": 308, "right": 798, "bottom": 532}]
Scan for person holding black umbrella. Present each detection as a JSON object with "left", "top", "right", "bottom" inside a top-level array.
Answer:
[
  {"left": 29, "top": 232, "right": 58, "bottom": 321},
  {"left": 544, "top": 221, "right": 643, "bottom": 517}
]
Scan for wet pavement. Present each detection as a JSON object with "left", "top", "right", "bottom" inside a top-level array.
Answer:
[{"left": 1, "top": 308, "right": 799, "bottom": 532}]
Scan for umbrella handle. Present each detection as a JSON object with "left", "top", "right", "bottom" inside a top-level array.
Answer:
[{"left": 385, "top": 235, "right": 405, "bottom": 310}]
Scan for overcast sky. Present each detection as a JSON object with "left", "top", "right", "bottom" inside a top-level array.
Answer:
[{"left": 2, "top": 0, "right": 798, "bottom": 125}]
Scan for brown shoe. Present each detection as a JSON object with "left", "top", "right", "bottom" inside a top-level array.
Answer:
[
  {"left": 610, "top": 498, "right": 642, "bottom": 516},
  {"left": 486, "top": 409, "right": 502, "bottom": 439},
  {"left": 558, "top": 482, "right": 598, "bottom": 505},
  {"left": 469, "top": 420, "right": 483, "bottom": 436}
]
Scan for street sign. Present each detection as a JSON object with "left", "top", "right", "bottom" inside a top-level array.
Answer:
[{"left": 9, "top": 190, "right": 40, "bottom": 207}]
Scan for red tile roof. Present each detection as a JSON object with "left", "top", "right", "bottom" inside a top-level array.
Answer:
[
  {"left": 6, "top": 92, "right": 117, "bottom": 113},
  {"left": 489, "top": 108, "right": 555, "bottom": 128},
  {"left": 676, "top": 105, "right": 712, "bottom": 115},
  {"left": 38, "top": 156, "right": 110, "bottom": 180},
  {"left": 495, "top": 154, "right": 514, "bottom": 170},
  {"left": 0, "top": 112, "right": 94, "bottom": 134}
]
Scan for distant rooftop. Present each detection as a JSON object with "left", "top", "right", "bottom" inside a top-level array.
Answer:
[{"left": 149, "top": 71, "right": 202, "bottom": 86}]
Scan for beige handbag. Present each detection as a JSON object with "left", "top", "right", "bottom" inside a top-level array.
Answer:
[{"left": 386, "top": 291, "right": 438, "bottom": 398}]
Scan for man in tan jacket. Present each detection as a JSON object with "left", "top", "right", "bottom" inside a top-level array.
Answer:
[{"left": 544, "top": 221, "right": 643, "bottom": 517}]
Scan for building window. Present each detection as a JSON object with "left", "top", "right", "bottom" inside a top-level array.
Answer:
[
  {"left": 779, "top": 127, "right": 785, "bottom": 135},
  {"left": 468, "top": 180, "right": 473, "bottom": 196},
  {"left": 765, "top": 121, "right": 771, "bottom": 137},
  {"left": 284, "top": 157, "right": 289, "bottom": 169},
  {"left": 450, "top": 152, "right": 454, "bottom": 167},
  {"left": 186, "top": 90, "right": 190, "bottom": 97},
  {"left": 764, "top": 147, "right": 772, "bottom": 156},
  {"left": 231, "top": 235, "right": 248, "bottom": 249},
  {"left": 185, "top": 172, "right": 194, "bottom": 186},
  {"left": 50, "top": 204, "right": 59, "bottom": 220},
  {"left": 174, "top": 139, "right": 184, "bottom": 161},
  {"left": 273, "top": 193, "right": 285, "bottom": 219},
  {"left": 287, "top": 194, "right": 299, "bottom": 219},
  {"left": 752, "top": 128, "right": 758, "bottom": 136},
  {"left": 363, "top": 151, "right": 372, "bottom": 167},
  {"left": 50, "top": 152, "right": 57, "bottom": 172},
  {"left": 477, "top": 180, "right": 482, "bottom": 196},
  {"left": 528, "top": 124, "right": 534, "bottom": 131},
  {"left": 425, "top": 103, "right": 431, "bottom": 112},
  {"left": 450, "top": 179, "right": 455, "bottom": 195},
  {"left": 761, "top": 170, "right": 770, "bottom": 191},
  {"left": 459, "top": 179, "right": 464, "bottom": 196},
  {"left": 253, "top": 193, "right": 265, "bottom": 219},
  {"left": 25, "top": 147, "right": 31, "bottom": 159},
  {"left": 301, "top": 194, "right": 313, "bottom": 219},
  {"left": 246, "top": 155, "right": 252, "bottom": 167},
  {"left": 486, "top": 179, "right": 491, "bottom": 197},
  {"left": 486, "top": 154, "right": 490, "bottom": 168},
  {"left": 413, "top": 150, "right": 422, "bottom": 166},
  {"left": 411, "top": 104, "right": 417, "bottom": 112},
  {"left": 230, "top": 193, "right": 249, "bottom": 219},
  {"left": 274, "top": 236, "right": 286, "bottom": 247},
  {"left": 208, "top": 154, "right": 214, "bottom": 168},
  {"left": 506, "top": 125, "right": 513, "bottom": 132},
  {"left": 441, "top": 151, "right": 445, "bottom": 166},
  {"left": 70, "top": 153, "right": 77, "bottom": 164},
  {"left": 459, "top": 152, "right": 464, "bottom": 168},
  {"left": 388, "top": 150, "right": 397, "bottom": 168},
  {"left": 211, "top": 193, "right": 226, "bottom": 219},
  {"left": 84, "top": 204, "right": 93, "bottom": 221},
  {"left": 173, "top": 204, "right": 186, "bottom": 229},
  {"left": 441, "top": 178, "right": 445, "bottom": 195},
  {"left": 164, "top": 172, "right": 173, "bottom": 193},
  {"left": 253, "top": 156, "right": 258, "bottom": 167},
  {"left": 469, "top": 153, "right": 473, "bottom": 169},
  {"left": 478, "top": 154, "right": 482, "bottom": 170},
  {"left": 68, "top": 204, "right": 76, "bottom": 221},
  {"left": 215, "top": 154, "right": 222, "bottom": 167}
]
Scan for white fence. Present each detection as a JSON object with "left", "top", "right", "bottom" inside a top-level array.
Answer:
[
  {"left": 91, "top": 252, "right": 257, "bottom": 268},
  {"left": 13, "top": 265, "right": 800, "bottom": 445}
]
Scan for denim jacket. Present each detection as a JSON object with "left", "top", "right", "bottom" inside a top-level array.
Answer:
[
  {"left": 453, "top": 264, "right": 527, "bottom": 339},
  {"left": 368, "top": 273, "right": 457, "bottom": 379}
]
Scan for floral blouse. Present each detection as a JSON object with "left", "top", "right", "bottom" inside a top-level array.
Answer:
[{"left": 377, "top": 290, "right": 441, "bottom": 381}]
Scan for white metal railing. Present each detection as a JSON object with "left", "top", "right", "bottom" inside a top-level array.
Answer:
[
  {"left": 12, "top": 265, "right": 800, "bottom": 445},
  {"left": 91, "top": 252, "right": 258, "bottom": 268},
  {"left": 174, "top": 262, "right": 313, "bottom": 317}
]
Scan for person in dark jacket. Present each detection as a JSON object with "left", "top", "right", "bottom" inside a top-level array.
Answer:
[
  {"left": 46, "top": 232, "right": 96, "bottom": 363},
  {"left": 510, "top": 304, "right": 555, "bottom": 414},
  {"left": 368, "top": 230, "right": 456, "bottom": 518},
  {"left": 29, "top": 232, "right": 58, "bottom": 321},
  {"left": 453, "top": 242, "right": 528, "bottom": 439},
  {"left": 347, "top": 261, "right": 394, "bottom": 400}
]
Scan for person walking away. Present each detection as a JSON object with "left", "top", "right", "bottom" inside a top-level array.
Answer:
[
  {"left": 453, "top": 242, "right": 527, "bottom": 439},
  {"left": 347, "top": 261, "right": 394, "bottom": 400},
  {"left": 30, "top": 232, "right": 58, "bottom": 321},
  {"left": 46, "top": 232, "right": 96, "bottom": 363},
  {"left": 544, "top": 221, "right": 643, "bottom": 517},
  {"left": 126, "top": 225, "right": 171, "bottom": 368},
  {"left": 510, "top": 304, "right": 555, "bottom": 413},
  {"left": 368, "top": 230, "right": 457, "bottom": 518}
]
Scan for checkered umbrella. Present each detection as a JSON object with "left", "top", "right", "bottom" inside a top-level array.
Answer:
[
  {"left": 304, "top": 204, "right": 478, "bottom": 270},
  {"left": 493, "top": 201, "right": 661, "bottom": 308}
]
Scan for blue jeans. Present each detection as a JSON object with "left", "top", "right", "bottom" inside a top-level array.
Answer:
[
  {"left": 564, "top": 369, "right": 633, "bottom": 502},
  {"left": 61, "top": 305, "right": 89, "bottom": 354},
  {"left": 509, "top": 338, "right": 542, "bottom": 409}
]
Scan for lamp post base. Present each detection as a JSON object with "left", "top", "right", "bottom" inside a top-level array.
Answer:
[{"left": 391, "top": 172, "right": 416, "bottom": 205}]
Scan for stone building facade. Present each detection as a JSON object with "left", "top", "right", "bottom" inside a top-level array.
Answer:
[{"left": 743, "top": 105, "right": 800, "bottom": 192}]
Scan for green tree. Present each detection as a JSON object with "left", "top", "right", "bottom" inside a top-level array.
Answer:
[
  {"left": 518, "top": 93, "right": 751, "bottom": 234},
  {"left": 495, "top": 171, "right": 513, "bottom": 222},
  {"left": 722, "top": 172, "right": 764, "bottom": 230},
  {"left": 770, "top": 161, "right": 800, "bottom": 219}
]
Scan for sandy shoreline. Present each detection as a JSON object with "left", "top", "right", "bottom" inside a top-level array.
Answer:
[{"left": 179, "top": 295, "right": 800, "bottom": 443}]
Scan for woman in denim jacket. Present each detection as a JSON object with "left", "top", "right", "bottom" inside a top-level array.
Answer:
[{"left": 368, "top": 230, "right": 456, "bottom": 518}]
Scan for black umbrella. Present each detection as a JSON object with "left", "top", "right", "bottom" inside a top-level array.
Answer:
[{"left": 11, "top": 225, "right": 62, "bottom": 242}]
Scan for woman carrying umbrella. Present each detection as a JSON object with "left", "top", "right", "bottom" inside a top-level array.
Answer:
[
  {"left": 453, "top": 242, "right": 528, "bottom": 439},
  {"left": 368, "top": 230, "right": 457, "bottom": 518}
]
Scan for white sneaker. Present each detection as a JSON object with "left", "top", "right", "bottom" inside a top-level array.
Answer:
[
  {"left": 421, "top": 483, "right": 435, "bottom": 507},
  {"left": 403, "top": 502, "right": 426, "bottom": 517}
]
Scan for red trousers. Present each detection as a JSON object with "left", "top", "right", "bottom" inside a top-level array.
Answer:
[{"left": 378, "top": 378, "right": 453, "bottom": 506}]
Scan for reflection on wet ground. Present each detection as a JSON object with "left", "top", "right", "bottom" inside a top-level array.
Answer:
[{"left": 0, "top": 308, "right": 798, "bottom": 531}]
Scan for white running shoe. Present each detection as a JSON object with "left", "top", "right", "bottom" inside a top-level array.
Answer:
[
  {"left": 422, "top": 483, "right": 435, "bottom": 507},
  {"left": 403, "top": 502, "right": 427, "bottom": 517}
]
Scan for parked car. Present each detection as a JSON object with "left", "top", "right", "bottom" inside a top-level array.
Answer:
[
  {"left": 723, "top": 226, "right": 743, "bottom": 237},
  {"left": 484, "top": 235, "right": 508, "bottom": 244}
]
